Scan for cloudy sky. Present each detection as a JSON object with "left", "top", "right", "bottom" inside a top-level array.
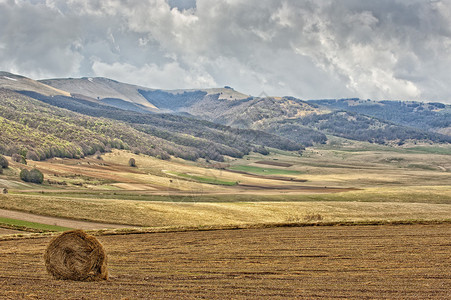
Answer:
[{"left": 1, "top": 0, "right": 451, "bottom": 102}]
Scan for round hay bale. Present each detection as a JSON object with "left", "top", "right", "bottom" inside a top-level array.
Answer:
[{"left": 44, "top": 230, "right": 108, "bottom": 281}]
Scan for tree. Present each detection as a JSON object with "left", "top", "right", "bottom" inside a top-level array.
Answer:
[
  {"left": 12, "top": 153, "right": 27, "bottom": 165},
  {"left": 128, "top": 158, "right": 136, "bottom": 167},
  {"left": 20, "top": 169, "right": 29, "bottom": 181},
  {"left": 0, "top": 154, "right": 8, "bottom": 169},
  {"left": 26, "top": 151, "right": 40, "bottom": 161},
  {"left": 20, "top": 168, "right": 44, "bottom": 184}
]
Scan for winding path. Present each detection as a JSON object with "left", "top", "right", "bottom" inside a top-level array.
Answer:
[{"left": 0, "top": 208, "right": 136, "bottom": 230}]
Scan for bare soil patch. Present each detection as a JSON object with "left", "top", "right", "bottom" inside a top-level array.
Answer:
[
  {"left": 1, "top": 225, "right": 450, "bottom": 299},
  {"left": 228, "top": 169, "right": 308, "bottom": 183},
  {"left": 111, "top": 183, "right": 157, "bottom": 191},
  {"left": 255, "top": 160, "right": 293, "bottom": 167}
]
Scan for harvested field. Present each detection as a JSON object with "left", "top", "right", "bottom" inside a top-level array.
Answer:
[
  {"left": 1, "top": 224, "right": 450, "bottom": 299},
  {"left": 0, "top": 227, "right": 22, "bottom": 235}
]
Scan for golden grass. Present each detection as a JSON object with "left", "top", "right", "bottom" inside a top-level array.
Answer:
[
  {"left": 1, "top": 192, "right": 450, "bottom": 228},
  {"left": 1, "top": 146, "right": 449, "bottom": 230},
  {"left": 17, "top": 146, "right": 449, "bottom": 193}
]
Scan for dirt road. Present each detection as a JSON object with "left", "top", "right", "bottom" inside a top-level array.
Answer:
[
  {"left": 0, "top": 209, "right": 136, "bottom": 230},
  {"left": 1, "top": 224, "right": 450, "bottom": 299}
]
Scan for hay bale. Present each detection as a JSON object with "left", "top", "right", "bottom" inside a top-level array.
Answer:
[{"left": 44, "top": 230, "right": 108, "bottom": 281}]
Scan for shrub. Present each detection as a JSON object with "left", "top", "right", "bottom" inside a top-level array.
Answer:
[
  {"left": 20, "top": 168, "right": 44, "bottom": 184},
  {"left": 0, "top": 154, "right": 8, "bottom": 168},
  {"left": 95, "top": 151, "right": 102, "bottom": 160},
  {"left": 26, "top": 151, "right": 40, "bottom": 161},
  {"left": 128, "top": 158, "right": 136, "bottom": 167},
  {"left": 20, "top": 169, "right": 29, "bottom": 181},
  {"left": 29, "top": 168, "right": 44, "bottom": 183},
  {"left": 12, "top": 153, "right": 27, "bottom": 165}
]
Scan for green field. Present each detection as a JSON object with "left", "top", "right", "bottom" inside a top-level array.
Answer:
[{"left": 0, "top": 217, "right": 72, "bottom": 232}]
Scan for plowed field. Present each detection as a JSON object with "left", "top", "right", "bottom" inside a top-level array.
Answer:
[{"left": 1, "top": 224, "right": 450, "bottom": 299}]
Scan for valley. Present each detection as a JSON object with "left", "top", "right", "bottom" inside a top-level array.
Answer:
[
  {"left": 0, "top": 71, "right": 450, "bottom": 299},
  {"left": 2, "top": 1, "right": 451, "bottom": 298},
  {"left": 0, "top": 71, "right": 450, "bottom": 237},
  {"left": 1, "top": 143, "right": 450, "bottom": 232}
]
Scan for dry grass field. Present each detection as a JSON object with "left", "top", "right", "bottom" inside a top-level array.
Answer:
[
  {"left": 1, "top": 145, "right": 450, "bottom": 231},
  {"left": 1, "top": 224, "right": 450, "bottom": 299},
  {"left": 1, "top": 193, "right": 451, "bottom": 229}
]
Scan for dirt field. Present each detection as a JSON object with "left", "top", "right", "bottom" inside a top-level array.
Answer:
[
  {"left": 0, "top": 227, "right": 22, "bottom": 235},
  {"left": 1, "top": 224, "right": 450, "bottom": 299}
]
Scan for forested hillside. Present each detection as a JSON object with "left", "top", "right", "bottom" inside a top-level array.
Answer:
[
  {"left": 296, "top": 111, "right": 451, "bottom": 144},
  {"left": 309, "top": 99, "right": 451, "bottom": 132},
  {"left": 181, "top": 95, "right": 451, "bottom": 146},
  {"left": 0, "top": 89, "right": 301, "bottom": 162},
  {"left": 2, "top": 72, "right": 450, "bottom": 161}
]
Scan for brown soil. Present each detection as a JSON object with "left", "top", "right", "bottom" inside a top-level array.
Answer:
[
  {"left": 0, "top": 227, "right": 22, "bottom": 235},
  {"left": 228, "top": 169, "right": 308, "bottom": 183},
  {"left": 255, "top": 160, "right": 293, "bottom": 167},
  {"left": 1, "top": 224, "right": 450, "bottom": 299}
]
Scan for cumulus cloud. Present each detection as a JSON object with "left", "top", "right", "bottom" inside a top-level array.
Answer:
[{"left": 1, "top": 0, "right": 451, "bottom": 102}]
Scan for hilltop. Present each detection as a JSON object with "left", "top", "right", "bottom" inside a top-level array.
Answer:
[
  {"left": 0, "top": 72, "right": 70, "bottom": 97},
  {"left": 40, "top": 74, "right": 451, "bottom": 146},
  {"left": 40, "top": 77, "right": 250, "bottom": 113}
]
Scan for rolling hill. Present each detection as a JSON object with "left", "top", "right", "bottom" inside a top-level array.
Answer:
[
  {"left": 0, "top": 87, "right": 300, "bottom": 162},
  {"left": 40, "top": 77, "right": 250, "bottom": 112},
  {"left": 1, "top": 71, "right": 450, "bottom": 163},
  {"left": 38, "top": 73, "right": 451, "bottom": 145},
  {"left": 0, "top": 72, "right": 70, "bottom": 97}
]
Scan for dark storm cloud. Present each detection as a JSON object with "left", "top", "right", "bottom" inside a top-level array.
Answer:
[{"left": 0, "top": 0, "right": 450, "bottom": 102}]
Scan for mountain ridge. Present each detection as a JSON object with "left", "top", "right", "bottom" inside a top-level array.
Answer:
[{"left": 1, "top": 71, "right": 450, "bottom": 162}]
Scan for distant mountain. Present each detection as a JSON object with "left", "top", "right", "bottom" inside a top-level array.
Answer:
[
  {"left": 308, "top": 98, "right": 451, "bottom": 134},
  {"left": 0, "top": 72, "right": 70, "bottom": 97},
  {"left": 0, "top": 73, "right": 301, "bottom": 161},
  {"left": 39, "top": 77, "right": 158, "bottom": 112},
  {"left": 40, "top": 77, "right": 249, "bottom": 112},
  {"left": 38, "top": 75, "right": 329, "bottom": 146},
  {"left": 293, "top": 110, "right": 450, "bottom": 144},
  {"left": 1, "top": 71, "right": 450, "bottom": 161}
]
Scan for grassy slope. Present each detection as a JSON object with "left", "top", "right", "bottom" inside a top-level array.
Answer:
[{"left": 0, "top": 193, "right": 450, "bottom": 228}]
